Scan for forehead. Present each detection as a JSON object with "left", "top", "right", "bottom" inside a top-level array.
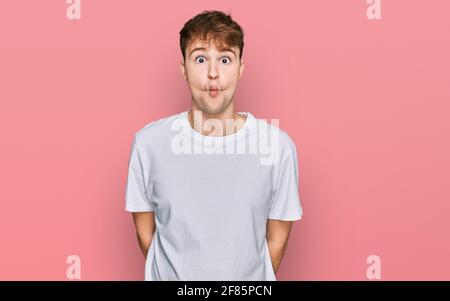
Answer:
[{"left": 187, "top": 38, "right": 238, "bottom": 56}]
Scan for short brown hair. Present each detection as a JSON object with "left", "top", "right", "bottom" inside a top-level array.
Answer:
[{"left": 179, "top": 10, "right": 245, "bottom": 61}]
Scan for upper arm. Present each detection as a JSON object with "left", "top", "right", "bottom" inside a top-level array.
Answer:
[
  {"left": 267, "top": 133, "right": 303, "bottom": 221},
  {"left": 266, "top": 219, "right": 294, "bottom": 246},
  {"left": 132, "top": 211, "right": 156, "bottom": 237},
  {"left": 125, "top": 134, "right": 156, "bottom": 212}
]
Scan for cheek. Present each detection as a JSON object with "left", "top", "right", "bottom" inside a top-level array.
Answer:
[
  {"left": 187, "top": 69, "right": 206, "bottom": 88},
  {"left": 224, "top": 67, "right": 240, "bottom": 81}
]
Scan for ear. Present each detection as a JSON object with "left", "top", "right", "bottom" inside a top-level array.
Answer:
[
  {"left": 180, "top": 60, "right": 187, "bottom": 81},
  {"left": 238, "top": 59, "right": 245, "bottom": 79}
]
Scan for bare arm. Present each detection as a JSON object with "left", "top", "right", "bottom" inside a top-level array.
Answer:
[
  {"left": 266, "top": 219, "right": 294, "bottom": 274},
  {"left": 131, "top": 211, "right": 156, "bottom": 259}
]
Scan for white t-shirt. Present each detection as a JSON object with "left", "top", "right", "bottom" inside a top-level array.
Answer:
[{"left": 125, "top": 110, "right": 303, "bottom": 281}]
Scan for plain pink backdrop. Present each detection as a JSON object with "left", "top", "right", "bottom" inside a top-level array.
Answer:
[{"left": 0, "top": 1, "right": 449, "bottom": 280}]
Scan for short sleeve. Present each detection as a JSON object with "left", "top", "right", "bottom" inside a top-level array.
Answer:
[
  {"left": 125, "top": 135, "right": 155, "bottom": 212},
  {"left": 268, "top": 135, "right": 303, "bottom": 221}
]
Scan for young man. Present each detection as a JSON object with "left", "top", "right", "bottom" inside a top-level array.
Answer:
[{"left": 125, "top": 10, "right": 303, "bottom": 281}]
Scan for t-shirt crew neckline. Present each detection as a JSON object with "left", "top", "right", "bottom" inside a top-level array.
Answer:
[{"left": 179, "top": 110, "right": 255, "bottom": 147}]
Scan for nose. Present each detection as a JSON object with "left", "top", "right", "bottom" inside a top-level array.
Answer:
[{"left": 207, "top": 62, "right": 219, "bottom": 80}]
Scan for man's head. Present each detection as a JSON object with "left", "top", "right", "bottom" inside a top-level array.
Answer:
[{"left": 179, "top": 10, "right": 245, "bottom": 115}]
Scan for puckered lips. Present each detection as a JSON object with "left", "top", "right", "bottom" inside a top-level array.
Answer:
[{"left": 208, "top": 85, "right": 220, "bottom": 97}]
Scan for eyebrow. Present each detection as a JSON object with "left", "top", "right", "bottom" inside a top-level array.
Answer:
[{"left": 189, "top": 47, "right": 237, "bottom": 58}]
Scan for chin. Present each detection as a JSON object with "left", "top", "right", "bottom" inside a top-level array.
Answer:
[
  {"left": 195, "top": 100, "right": 225, "bottom": 114},
  {"left": 202, "top": 106, "right": 224, "bottom": 115}
]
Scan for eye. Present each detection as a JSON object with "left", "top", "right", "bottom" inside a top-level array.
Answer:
[
  {"left": 194, "top": 56, "right": 206, "bottom": 64},
  {"left": 221, "top": 56, "right": 231, "bottom": 64}
]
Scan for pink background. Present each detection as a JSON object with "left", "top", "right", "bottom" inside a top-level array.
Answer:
[{"left": 0, "top": 0, "right": 449, "bottom": 280}]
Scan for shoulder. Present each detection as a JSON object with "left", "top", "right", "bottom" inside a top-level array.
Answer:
[
  {"left": 133, "top": 111, "right": 184, "bottom": 147},
  {"left": 251, "top": 113, "right": 297, "bottom": 152},
  {"left": 249, "top": 113, "right": 298, "bottom": 165}
]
